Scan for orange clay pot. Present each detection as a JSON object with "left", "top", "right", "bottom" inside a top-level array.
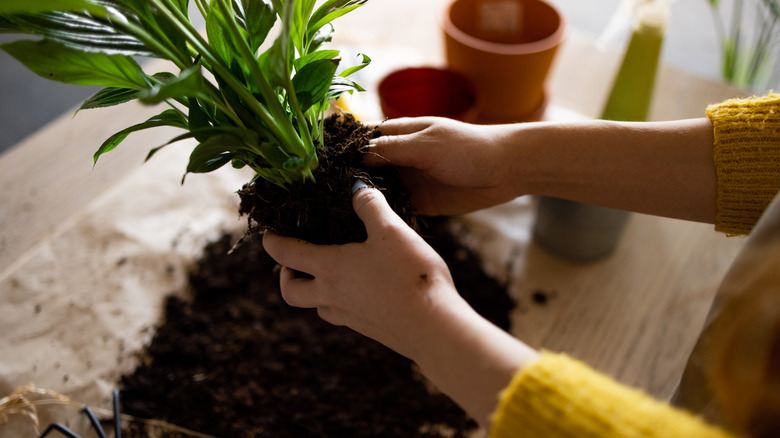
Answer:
[{"left": 443, "top": 0, "right": 565, "bottom": 123}]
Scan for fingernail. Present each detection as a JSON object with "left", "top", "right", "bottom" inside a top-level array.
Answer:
[
  {"left": 367, "top": 138, "right": 378, "bottom": 146},
  {"left": 351, "top": 179, "right": 370, "bottom": 195}
]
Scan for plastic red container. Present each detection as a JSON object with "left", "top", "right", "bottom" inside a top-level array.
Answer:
[{"left": 378, "top": 67, "right": 481, "bottom": 122}]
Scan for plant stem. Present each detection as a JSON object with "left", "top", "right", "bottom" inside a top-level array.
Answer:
[
  {"left": 204, "top": 82, "right": 246, "bottom": 128},
  {"left": 148, "top": 0, "right": 290, "bottom": 149},
  {"left": 111, "top": 15, "right": 190, "bottom": 70},
  {"left": 215, "top": 0, "right": 313, "bottom": 162},
  {"left": 215, "top": 0, "right": 294, "bottom": 129},
  {"left": 195, "top": 0, "right": 210, "bottom": 18},
  {"left": 729, "top": 0, "right": 744, "bottom": 82}
]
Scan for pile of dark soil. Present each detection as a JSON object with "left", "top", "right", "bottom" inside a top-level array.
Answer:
[
  {"left": 118, "top": 114, "right": 516, "bottom": 437},
  {"left": 119, "top": 219, "right": 514, "bottom": 437}
]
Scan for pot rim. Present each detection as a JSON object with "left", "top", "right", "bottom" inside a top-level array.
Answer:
[
  {"left": 442, "top": 0, "right": 566, "bottom": 55},
  {"left": 377, "top": 66, "right": 483, "bottom": 122}
]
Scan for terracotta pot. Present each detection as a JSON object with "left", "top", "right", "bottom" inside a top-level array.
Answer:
[
  {"left": 443, "top": 0, "right": 565, "bottom": 123},
  {"left": 377, "top": 67, "right": 481, "bottom": 122}
]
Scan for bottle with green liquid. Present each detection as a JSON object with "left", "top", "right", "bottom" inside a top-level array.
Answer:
[{"left": 533, "top": 1, "right": 668, "bottom": 261}]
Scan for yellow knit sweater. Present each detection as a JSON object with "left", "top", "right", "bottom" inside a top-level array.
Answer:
[
  {"left": 709, "top": 93, "right": 780, "bottom": 235},
  {"left": 490, "top": 94, "right": 780, "bottom": 438},
  {"left": 490, "top": 352, "right": 735, "bottom": 437}
]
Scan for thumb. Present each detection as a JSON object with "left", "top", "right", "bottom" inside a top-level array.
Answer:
[{"left": 351, "top": 181, "right": 401, "bottom": 234}]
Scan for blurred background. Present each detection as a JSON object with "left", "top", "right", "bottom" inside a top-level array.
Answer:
[{"left": 0, "top": 0, "right": 775, "bottom": 155}]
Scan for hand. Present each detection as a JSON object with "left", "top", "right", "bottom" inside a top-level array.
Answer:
[
  {"left": 262, "top": 184, "right": 470, "bottom": 360},
  {"left": 262, "top": 184, "right": 539, "bottom": 426},
  {"left": 367, "top": 117, "right": 522, "bottom": 216}
]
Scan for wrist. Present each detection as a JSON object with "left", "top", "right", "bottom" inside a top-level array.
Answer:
[
  {"left": 496, "top": 122, "right": 551, "bottom": 198},
  {"left": 407, "top": 284, "right": 540, "bottom": 426}
]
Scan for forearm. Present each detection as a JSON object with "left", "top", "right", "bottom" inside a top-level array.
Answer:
[
  {"left": 508, "top": 118, "right": 716, "bottom": 223},
  {"left": 407, "top": 288, "right": 539, "bottom": 428}
]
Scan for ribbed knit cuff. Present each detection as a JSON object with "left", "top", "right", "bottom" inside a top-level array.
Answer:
[
  {"left": 708, "top": 93, "right": 780, "bottom": 236},
  {"left": 489, "top": 352, "right": 733, "bottom": 438}
]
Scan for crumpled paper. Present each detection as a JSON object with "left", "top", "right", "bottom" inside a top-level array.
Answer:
[{"left": 0, "top": 144, "right": 252, "bottom": 437}]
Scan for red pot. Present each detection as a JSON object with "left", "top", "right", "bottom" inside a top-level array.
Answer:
[
  {"left": 443, "top": 0, "right": 565, "bottom": 123},
  {"left": 377, "top": 67, "right": 481, "bottom": 122}
]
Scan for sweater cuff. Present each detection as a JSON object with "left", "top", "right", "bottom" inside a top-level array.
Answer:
[
  {"left": 489, "top": 351, "right": 733, "bottom": 438},
  {"left": 708, "top": 93, "right": 780, "bottom": 235}
]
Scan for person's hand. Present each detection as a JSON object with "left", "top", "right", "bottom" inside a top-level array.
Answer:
[
  {"left": 262, "top": 183, "right": 472, "bottom": 360},
  {"left": 367, "top": 117, "right": 523, "bottom": 216},
  {"left": 263, "top": 183, "right": 539, "bottom": 426}
]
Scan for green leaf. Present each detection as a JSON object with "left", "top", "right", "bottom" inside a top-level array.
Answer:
[
  {"left": 139, "top": 65, "right": 210, "bottom": 104},
  {"left": 241, "top": 0, "right": 276, "bottom": 53},
  {"left": 78, "top": 87, "right": 141, "bottom": 111},
  {"left": 306, "top": 22, "right": 333, "bottom": 53},
  {"left": 94, "top": 109, "right": 189, "bottom": 164},
  {"left": 293, "top": 49, "right": 339, "bottom": 71},
  {"left": 258, "top": 140, "right": 295, "bottom": 168},
  {"left": 187, "top": 98, "right": 213, "bottom": 141},
  {"left": 292, "top": 58, "right": 338, "bottom": 112},
  {"left": 327, "top": 76, "right": 364, "bottom": 100},
  {"left": 171, "top": 0, "right": 191, "bottom": 18},
  {"left": 0, "top": 0, "right": 106, "bottom": 14},
  {"left": 338, "top": 53, "right": 370, "bottom": 77},
  {"left": 269, "top": 0, "right": 285, "bottom": 18},
  {"left": 77, "top": 72, "right": 176, "bottom": 112},
  {"left": 231, "top": 149, "right": 255, "bottom": 169},
  {"left": 1, "top": 39, "right": 147, "bottom": 89},
  {"left": 266, "top": 1, "right": 294, "bottom": 88},
  {"left": 308, "top": 0, "right": 366, "bottom": 38},
  {"left": 146, "top": 125, "right": 259, "bottom": 161},
  {"left": 1, "top": 11, "right": 156, "bottom": 57},
  {"left": 206, "top": 0, "right": 235, "bottom": 65},
  {"left": 186, "top": 133, "right": 249, "bottom": 174},
  {"left": 291, "top": 0, "right": 316, "bottom": 54},
  {"left": 761, "top": 0, "right": 780, "bottom": 20}
]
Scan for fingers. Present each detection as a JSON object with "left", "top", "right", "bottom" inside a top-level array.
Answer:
[
  {"left": 262, "top": 231, "right": 316, "bottom": 274},
  {"left": 352, "top": 185, "right": 405, "bottom": 236},
  {"left": 375, "top": 117, "right": 437, "bottom": 136},
  {"left": 365, "top": 133, "right": 423, "bottom": 168},
  {"left": 263, "top": 187, "right": 410, "bottom": 315},
  {"left": 264, "top": 235, "right": 334, "bottom": 309},
  {"left": 277, "top": 265, "right": 323, "bottom": 309},
  {"left": 365, "top": 118, "right": 437, "bottom": 167}
]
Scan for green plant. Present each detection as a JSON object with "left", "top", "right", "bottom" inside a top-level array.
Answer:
[
  {"left": 0, "top": 0, "right": 371, "bottom": 186},
  {"left": 708, "top": 0, "right": 780, "bottom": 90}
]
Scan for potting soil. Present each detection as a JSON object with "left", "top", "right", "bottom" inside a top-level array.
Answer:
[{"left": 120, "top": 217, "right": 514, "bottom": 437}]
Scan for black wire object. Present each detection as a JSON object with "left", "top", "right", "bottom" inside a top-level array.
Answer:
[{"left": 39, "top": 389, "right": 122, "bottom": 438}]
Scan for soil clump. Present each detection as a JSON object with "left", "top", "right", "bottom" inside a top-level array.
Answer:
[{"left": 237, "top": 113, "right": 415, "bottom": 245}]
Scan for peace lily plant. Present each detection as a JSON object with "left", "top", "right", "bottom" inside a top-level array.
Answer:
[{"left": 0, "top": 0, "right": 371, "bottom": 187}]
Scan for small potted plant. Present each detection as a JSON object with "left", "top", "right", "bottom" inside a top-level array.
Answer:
[
  {"left": 0, "top": 0, "right": 414, "bottom": 245},
  {"left": 707, "top": 0, "right": 780, "bottom": 91}
]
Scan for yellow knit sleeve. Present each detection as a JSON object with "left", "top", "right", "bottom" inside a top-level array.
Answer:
[
  {"left": 708, "top": 93, "right": 780, "bottom": 235},
  {"left": 489, "top": 352, "right": 736, "bottom": 438}
]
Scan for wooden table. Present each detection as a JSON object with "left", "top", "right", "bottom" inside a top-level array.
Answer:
[{"left": 0, "top": 0, "right": 748, "bottom": 408}]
